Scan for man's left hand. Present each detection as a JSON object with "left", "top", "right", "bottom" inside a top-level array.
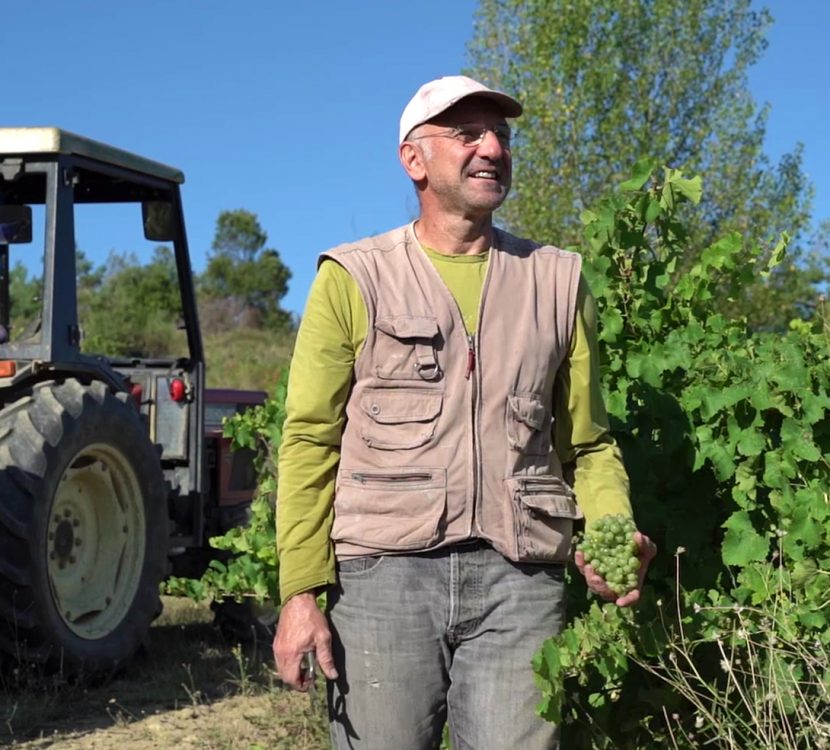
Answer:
[{"left": 574, "top": 531, "right": 657, "bottom": 607}]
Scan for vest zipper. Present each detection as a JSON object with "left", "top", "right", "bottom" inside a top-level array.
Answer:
[
  {"left": 470, "top": 241, "right": 494, "bottom": 538},
  {"left": 519, "top": 477, "right": 573, "bottom": 496},
  {"left": 351, "top": 472, "right": 434, "bottom": 483},
  {"left": 471, "top": 336, "right": 482, "bottom": 536},
  {"left": 465, "top": 334, "right": 476, "bottom": 379}
]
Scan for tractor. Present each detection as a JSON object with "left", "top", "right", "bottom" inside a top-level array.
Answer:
[{"left": 0, "top": 128, "right": 269, "bottom": 673}]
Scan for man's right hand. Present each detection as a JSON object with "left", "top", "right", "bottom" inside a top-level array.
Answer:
[{"left": 273, "top": 591, "right": 339, "bottom": 690}]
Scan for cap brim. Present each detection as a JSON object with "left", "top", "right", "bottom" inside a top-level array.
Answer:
[
  {"left": 429, "top": 91, "right": 522, "bottom": 122},
  {"left": 466, "top": 91, "right": 523, "bottom": 118}
]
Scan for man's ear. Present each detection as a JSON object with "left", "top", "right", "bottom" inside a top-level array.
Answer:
[{"left": 399, "top": 141, "right": 427, "bottom": 182}]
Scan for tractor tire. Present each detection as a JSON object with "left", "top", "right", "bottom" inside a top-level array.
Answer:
[{"left": 0, "top": 379, "right": 168, "bottom": 674}]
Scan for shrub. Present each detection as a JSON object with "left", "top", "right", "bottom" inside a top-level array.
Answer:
[
  {"left": 533, "top": 162, "right": 830, "bottom": 749},
  {"left": 165, "top": 369, "right": 287, "bottom": 605}
]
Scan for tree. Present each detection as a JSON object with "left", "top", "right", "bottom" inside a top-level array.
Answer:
[
  {"left": 9, "top": 261, "right": 41, "bottom": 333},
  {"left": 467, "top": 0, "right": 819, "bottom": 328},
  {"left": 200, "top": 210, "right": 293, "bottom": 332},
  {"left": 78, "top": 246, "right": 185, "bottom": 357}
]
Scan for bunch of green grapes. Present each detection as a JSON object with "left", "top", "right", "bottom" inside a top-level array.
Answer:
[{"left": 577, "top": 514, "right": 641, "bottom": 595}]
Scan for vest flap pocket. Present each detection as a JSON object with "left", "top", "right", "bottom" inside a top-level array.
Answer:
[
  {"left": 515, "top": 476, "right": 579, "bottom": 516},
  {"left": 360, "top": 388, "right": 442, "bottom": 424},
  {"left": 333, "top": 467, "right": 446, "bottom": 550},
  {"left": 374, "top": 316, "right": 442, "bottom": 382},
  {"left": 508, "top": 476, "right": 581, "bottom": 562},
  {"left": 506, "top": 393, "right": 551, "bottom": 456},
  {"left": 375, "top": 315, "right": 439, "bottom": 340},
  {"left": 508, "top": 394, "right": 546, "bottom": 430},
  {"left": 359, "top": 388, "right": 442, "bottom": 449},
  {"left": 518, "top": 491, "right": 582, "bottom": 519}
]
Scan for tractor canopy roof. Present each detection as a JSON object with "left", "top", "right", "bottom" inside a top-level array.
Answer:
[{"left": 0, "top": 127, "right": 184, "bottom": 184}]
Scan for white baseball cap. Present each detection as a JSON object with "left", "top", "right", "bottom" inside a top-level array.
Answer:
[{"left": 399, "top": 75, "right": 523, "bottom": 144}]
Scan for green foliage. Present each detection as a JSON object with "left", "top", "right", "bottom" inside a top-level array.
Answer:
[
  {"left": 165, "top": 369, "right": 288, "bottom": 605},
  {"left": 78, "top": 246, "right": 186, "bottom": 357},
  {"left": 467, "top": 0, "right": 820, "bottom": 329},
  {"left": 201, "top": 209, "right": 293, "bottom": 332},
  {"left": 211, "top": 210, "right": 268, "bottom": 263},
  {"left": 68, "top": 207, "right": 297, "bottom": 365},
  {"left": 532, "top": 165, "right": 830, "bottom": 748},
  {"left": 8, "top": 261, "right": 41, "bottom": 333}
]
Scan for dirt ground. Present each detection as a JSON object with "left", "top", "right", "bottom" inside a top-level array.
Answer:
[{"left": 0, "top": 597, "right": 329, "bottom": 750}]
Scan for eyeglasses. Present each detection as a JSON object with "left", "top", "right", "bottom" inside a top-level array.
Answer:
[{"left": 408, "top": 123, "right": 512, "bottom": 148}]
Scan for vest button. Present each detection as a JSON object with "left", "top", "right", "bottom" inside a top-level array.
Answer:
[{"left": 370, "top": 404, "right": 381, "bottom": 415}]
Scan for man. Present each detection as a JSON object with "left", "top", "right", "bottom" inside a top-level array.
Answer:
[{"left": 273, "top": 75, "right": 656, "bottom": 750}]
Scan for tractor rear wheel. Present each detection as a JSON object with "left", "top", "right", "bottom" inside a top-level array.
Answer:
[{"left": 0, "top": 379, "right": 167, "bottom": 673}]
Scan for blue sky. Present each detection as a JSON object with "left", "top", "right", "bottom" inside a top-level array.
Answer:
[{"left": 4, "top": 0, "right": 828, "bottom": 316}]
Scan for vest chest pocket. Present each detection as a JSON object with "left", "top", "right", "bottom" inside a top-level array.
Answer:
[
  {"left": 506, "top": 393, "right": 551, "bottom": 456},
  {"left": 374, "top": 316, "right": 442, "bottom": 382},
  {"left": 508, "top": 476, "right": 582, "bottom": 562},
  {"left": 360, "top": 387, "right": 443, "bottom": 450}
]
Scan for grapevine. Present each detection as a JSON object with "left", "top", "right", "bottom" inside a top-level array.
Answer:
[
  {"left": 164, "top": 369, "right": 287, "bottom": 604},
  {"left": 533, "top": 164, "right": 830, "bottom": 749}
]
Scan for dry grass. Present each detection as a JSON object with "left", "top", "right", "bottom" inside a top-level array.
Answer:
[
  {"left": 629, "top": 561, "right": 830, "bottom": 750},
  {"left": 0, "top": 597, "right": 329, "bottom": 749},
  {"left": 203, "top": 327, "right": 295, "bottom": 391}
]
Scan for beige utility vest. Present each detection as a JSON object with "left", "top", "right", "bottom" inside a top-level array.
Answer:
[{"left": 322, "top": 223, "right": 584, "bottom": 564}]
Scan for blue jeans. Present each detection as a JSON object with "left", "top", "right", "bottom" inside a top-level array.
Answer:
[{"left": 326, "top": 541, "right": 565, "bottom": 750}]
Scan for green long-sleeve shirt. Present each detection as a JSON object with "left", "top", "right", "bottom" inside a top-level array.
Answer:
[{"left": 277, "top": 246, "right": 631, "bottom": 602}]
